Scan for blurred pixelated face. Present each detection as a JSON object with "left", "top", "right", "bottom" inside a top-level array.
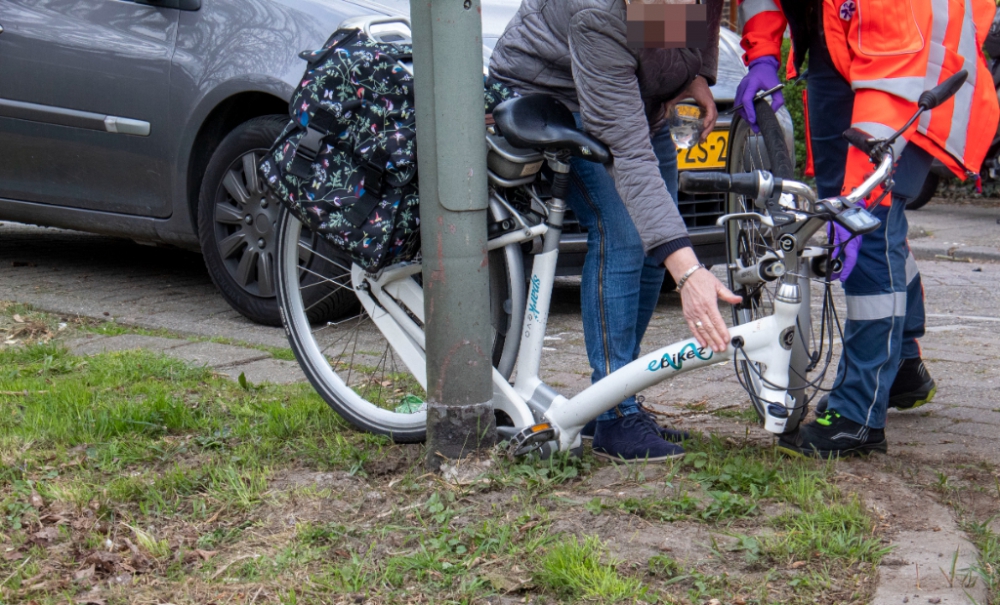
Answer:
[{"left": 626, "top": 0, "right": 708, "bottom": 50}]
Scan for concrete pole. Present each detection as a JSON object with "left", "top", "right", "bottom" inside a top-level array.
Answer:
[{"left": 410, "top": 0, "right": 496, "bottom": 470}]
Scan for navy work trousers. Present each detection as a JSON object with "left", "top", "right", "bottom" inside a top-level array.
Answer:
[{"left": 808, "top": 43, "right": 931, "bottom": 428}]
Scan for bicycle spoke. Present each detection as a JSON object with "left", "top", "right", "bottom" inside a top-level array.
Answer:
[{"left": 297, "top": 240, "right": 353, "bottom": 276}]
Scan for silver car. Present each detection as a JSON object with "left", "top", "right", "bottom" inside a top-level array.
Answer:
[{"left": 0, "top": 1, "right": 790, "bottom": 324}]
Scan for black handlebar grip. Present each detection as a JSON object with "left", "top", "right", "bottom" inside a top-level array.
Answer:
[
  {"left": 919, "top": 70, "right": 968, "bottom": 110},
  {"left": 679, "top": 171, "right": 777, "bottom": 198},
  {"left": 728, "top": 172, "right": 767, "bottom": 197},
  {"left": 679, "top": 171, "right": 733, "bottom": 193},
  {"left": 842, "top": 128, "right": 876, "bottom": 155}
]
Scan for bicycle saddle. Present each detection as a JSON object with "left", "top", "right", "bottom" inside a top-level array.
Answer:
[{"left": 493, "top": 95, "right": 611, "bottom": 164}]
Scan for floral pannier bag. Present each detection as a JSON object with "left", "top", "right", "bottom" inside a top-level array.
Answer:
[{"left": 260, "top": 27, "right": 514, "bottom": 272}]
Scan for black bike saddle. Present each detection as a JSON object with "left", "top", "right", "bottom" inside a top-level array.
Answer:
[{"left": 492, "top": 95, "right": 611, "bottom": 164}]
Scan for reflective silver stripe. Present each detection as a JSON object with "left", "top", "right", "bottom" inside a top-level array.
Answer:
[
  {"left": 920, "top": 0, "right": 950, "bottom": 135},
  {"left": 905, "top": 252, "right": 919, "bottom": 285},
  {"left": 852, "top": 76, "right": 925, "bottom": 103},
  {"left": 852, "top": 121, "right": 908, "bottom": 158},
  {"left": 944, "top": 0, "right": 977, "bottom": 162},
  {"left": 739, "top": 0, "right": 780, "bottom": 23},
  {"left": 920, "top": 0, "right": 975, "bottom": 167},
  {"left": 846, "top": 292, "right": 908, "bottom": 320}
]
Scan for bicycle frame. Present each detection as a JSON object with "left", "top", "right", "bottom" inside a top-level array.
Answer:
[{"left": 351, "top": 154, "right": 837, "bottom": 455}]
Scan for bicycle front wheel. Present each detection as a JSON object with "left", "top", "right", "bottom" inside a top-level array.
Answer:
[
  {"left": 726, "top": 100, "right": 811, "bottom": 433},
  {"left": 274, "top": 206, "right": 522, "bottom": 442}
]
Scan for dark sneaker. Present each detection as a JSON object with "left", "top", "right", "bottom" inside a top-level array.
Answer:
[
  {"left": 777, "top": 410, "right": 887, "bottom": 459},
  {"left": 814, "top": 357, "right": 937, "bottom": 415},
  {"left": 592, "top": 413, "right": 685, "bottom": 463},
  {"left": 889, "top": 357, "right": 937, "bottom": 410},
  {"left": 581, "top": 403, "right": 690, "bottom": 443}
]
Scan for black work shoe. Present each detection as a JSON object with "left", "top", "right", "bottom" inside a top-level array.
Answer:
[
  {"left": 889, "top": 357, "right": 937, "bottom": 410},
  {"left": 581, "top": 402, "right": 690, "bottom": 443},
  {"left": 592, "top": 413, "right": 685, "bottom": 463},
  {"left": 777, "top": 410, "right": 887, "bottom": 459},
  {"left": 814, "top": 357, "right": 937, "bottom": 415}
]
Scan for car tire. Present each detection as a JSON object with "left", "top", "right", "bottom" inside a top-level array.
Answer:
[
  {"left": 905, "top": 173, "right": 940, "bottom": 211},
  {"left": 198, "top": 115, "right": 357, "bottom": 326}
]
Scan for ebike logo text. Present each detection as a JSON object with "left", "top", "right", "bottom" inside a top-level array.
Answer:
[
  {"left": 528, "top": 275, "right": 541, "bottom": 317},
  {"left": 647, "top": 342, "right": 713, "bottom": 372}
]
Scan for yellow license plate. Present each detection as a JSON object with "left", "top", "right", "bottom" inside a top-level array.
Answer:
[{"left": 677, "top": 131, "right": 729, "bottom": 170}]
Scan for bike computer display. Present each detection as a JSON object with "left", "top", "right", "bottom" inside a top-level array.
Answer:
[{"left": 834, "top": 206, "right": 881, "bottom": 236}]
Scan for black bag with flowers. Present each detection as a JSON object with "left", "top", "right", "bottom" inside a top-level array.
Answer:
[{"left": 260, "top": 27, "right": 515, "bottom": 272}]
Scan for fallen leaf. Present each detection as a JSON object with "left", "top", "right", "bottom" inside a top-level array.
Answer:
[
  {"left": 12, "top": 314, "right": 24, "bottom": 323},
  {"left": 31, "top": 527, "right": 59, "bottom": 543},
  {"left": 195, "top": 549, "right": 218, "bottom": 561},
  {"left": 74, "top": 565, "right": 96, "bottom": 580},
  {"left": 483, "top": 571, "right": 520, "bottom": 593},
  {"left": 29, "top": 492, "right": 43, "bottom": 508},
  {"left": 85, "top": 551, "right": 120, "bottom": 573},
  {"left": 790, "top": 560, "right": 807, "bottom": 569},
  {"left": 3, "top": 550, "right": 24, "bottom": 561}
]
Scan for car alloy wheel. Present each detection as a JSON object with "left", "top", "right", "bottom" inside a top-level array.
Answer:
[
  {"left": 212, "top": 149, "right": 280, "bottom": 297},
  {"left": 198, "top": 115, "right": 358, "bottom": 326}
]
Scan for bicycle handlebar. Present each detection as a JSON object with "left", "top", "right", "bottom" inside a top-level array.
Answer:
[
  {"left": 679, "top": 170, "right": 782, "bottom": 199},
  {"left": 844, "top": 152, "right": 894, "bottom": 205}
]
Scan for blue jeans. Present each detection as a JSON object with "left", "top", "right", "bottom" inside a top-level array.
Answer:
[
  {"left": 566, "top": 117, "right": 679, "bottom": 421},
  {"left": 808, "top": 43, "right": 931, "bottom": 428}
]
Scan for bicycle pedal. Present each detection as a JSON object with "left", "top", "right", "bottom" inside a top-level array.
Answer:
[{"left": 507, "top": 422, "right": 559, "bottom": 458}]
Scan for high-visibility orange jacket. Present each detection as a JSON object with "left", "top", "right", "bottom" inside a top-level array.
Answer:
[{"left": 740, "top": 0, "right": 1000, "bottom": 203}]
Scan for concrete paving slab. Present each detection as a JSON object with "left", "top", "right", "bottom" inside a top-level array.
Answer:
[
  {"left": 907, "top": 202, "right": 1000, "bottom": 263},
  {"left": 850, "top": 470, "right": 987, "bottom": 605},
  {"left": 67, "top": 334, "right": 189, "bottom": 356},
  {"left": 217, "top": 358, "right": 306, "bottom": 385},
  {"left": 168, "top": 341, "right": 270, "bottom": 369}
]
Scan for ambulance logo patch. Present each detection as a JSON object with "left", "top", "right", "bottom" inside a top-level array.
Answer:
[{"left": 839, "top": 0, "right": 856, "bottom": 20}]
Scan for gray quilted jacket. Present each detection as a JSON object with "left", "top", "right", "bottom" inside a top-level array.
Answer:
[{"left": 489, "top": 0, "right": 723, "bottom": 258}]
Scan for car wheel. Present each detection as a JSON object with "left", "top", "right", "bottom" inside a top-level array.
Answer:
[
  {"left": 198, "top": 115, "right": 357, "bottom": 325},
  {"left": 905, "top": 173, "right": 940, "bottom": 211}
]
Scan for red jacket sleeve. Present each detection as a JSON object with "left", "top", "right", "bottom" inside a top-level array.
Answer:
[{"left": 739, "top": 0, "right": 787, "bottom": 64}]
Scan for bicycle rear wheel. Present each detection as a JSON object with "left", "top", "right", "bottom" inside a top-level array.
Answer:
[
  {"left": 726, "top": 100, "right": 811, "bottom": 433},
  {"left": 275, "top": 205, "right": 522, "bottom": 443}
]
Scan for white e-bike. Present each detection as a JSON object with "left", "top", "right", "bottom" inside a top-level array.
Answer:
[{"left": 274, "top": 70, "right": 968, "bottom": 457}]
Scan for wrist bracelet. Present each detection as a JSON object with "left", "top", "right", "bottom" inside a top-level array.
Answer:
[{"left": 676, "top": 264, "right": 705, "bottom": 291}]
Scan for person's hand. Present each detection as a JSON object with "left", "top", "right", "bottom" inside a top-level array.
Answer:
[
  {"left": 679, "top": 269, "right": 743, "bottom": 352},
  {"left": 829, "top": 223, "right": 861, "bottom": 282},
  {"left": 735, "top": 56, "right": 785, "bottom": 133},
  {"left": 665, "top": 248, "right": 742, "bottom": 353},
  {"left": 665, "top": 75, "right": 718, "bottom": 143}
]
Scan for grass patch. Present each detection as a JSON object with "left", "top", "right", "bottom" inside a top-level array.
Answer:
[
  {"left": 0, "top": 304, "right": 894, "bottom": 604},
  {"left": 963, "top": 517, "right": 1000, "bottom": 601},
  {"left": 534, "top": 535, "right": 648, "bottom": 603},
  {"left": 763, "top": 496, "right": 891, "bottom": 565}
]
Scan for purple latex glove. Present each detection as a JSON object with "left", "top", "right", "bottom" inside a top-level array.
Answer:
[
  {"left": 735, "top": 56, "right": 786, "bottom": 133},
  {"left": 829, "top": 223, "right": 861, "bottom": 282}
]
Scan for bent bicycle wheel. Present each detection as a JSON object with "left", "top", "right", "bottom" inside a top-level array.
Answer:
[
  {"left": 726, "top": 100, "right": 812, "bottom": 433},
  {"left": 274, "top": 206, "right": 522, "bottom": 442}
]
